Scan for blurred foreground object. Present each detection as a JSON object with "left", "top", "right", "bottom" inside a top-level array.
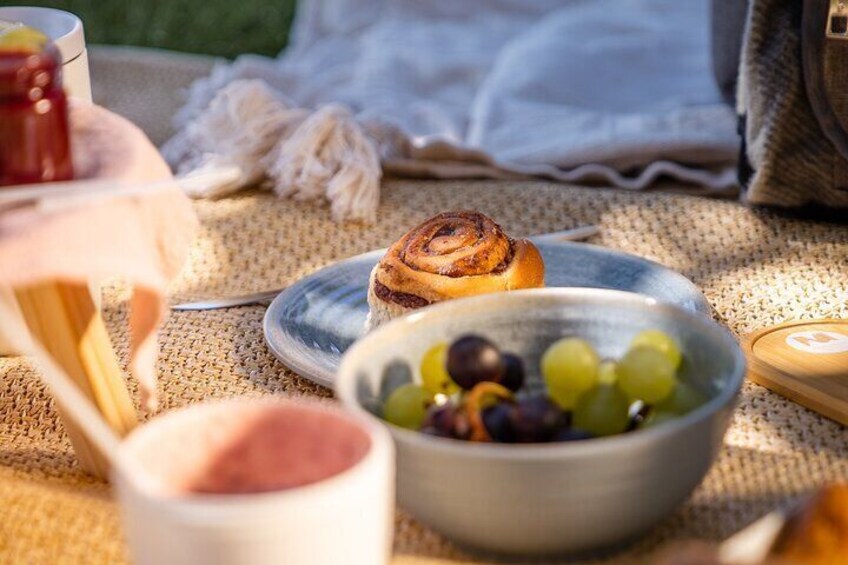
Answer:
[
  {"left": 718, "top": 483, "right": 848, "bottom": 564},
  {"left": 0, "top": 27, "right": 125, "bottom": 477},
  {"left": 0, "top": 32, "right": 197, "bottom": 476},
  {"left": 657, "top": 485, "right": 848, "bottom": 563},
  {"left": 771, "top": 484, "right": 848, "bottom": 564}
]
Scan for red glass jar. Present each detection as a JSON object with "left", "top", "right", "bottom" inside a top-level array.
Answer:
[{"left": 0, "top": 41, "right": 74, "bottom": 186}]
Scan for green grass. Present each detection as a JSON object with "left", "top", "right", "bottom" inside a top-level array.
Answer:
[{"left": 22, "top": 0, "right": 297, "bottom": 58}]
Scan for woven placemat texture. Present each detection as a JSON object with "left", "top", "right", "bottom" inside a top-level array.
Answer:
[{"left": 1, "top": 47, "right": 847, "bottom": 564}]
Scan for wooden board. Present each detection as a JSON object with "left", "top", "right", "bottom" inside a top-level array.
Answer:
[{"left": 744, "top": 319, "right": 848, "bottom": 426}]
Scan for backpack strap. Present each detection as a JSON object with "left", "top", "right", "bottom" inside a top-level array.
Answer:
[{"left": 802, "top": 0, "right": 848, "bottom": 162}]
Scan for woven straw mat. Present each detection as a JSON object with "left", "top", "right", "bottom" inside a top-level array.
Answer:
[{"left": 0, "top": 46, "right": 846, "bottom": 564}]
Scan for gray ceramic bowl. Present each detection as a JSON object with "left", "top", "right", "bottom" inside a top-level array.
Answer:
[{"left": 335, "top": 289, "right": 745, "bottom": 557}]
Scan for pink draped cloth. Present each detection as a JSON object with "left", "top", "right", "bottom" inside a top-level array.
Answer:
[{"left": 0, "top": 102, "right": 198, "bottom": 409}]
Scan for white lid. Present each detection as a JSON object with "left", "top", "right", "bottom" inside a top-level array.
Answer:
[{"left": 0, "top": 6, "right": 85, "bottom": 63}]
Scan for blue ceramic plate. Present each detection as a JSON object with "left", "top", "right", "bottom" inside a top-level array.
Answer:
[{"left": 263, "top": 241, "right": 710, "bottom": 388}]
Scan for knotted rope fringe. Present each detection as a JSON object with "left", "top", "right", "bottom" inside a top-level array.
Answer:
[{"left": 162, "top": 80, "right": 382, "bottom": 222}]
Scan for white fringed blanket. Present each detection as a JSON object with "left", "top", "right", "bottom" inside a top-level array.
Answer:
[{"left": 163, "top": 0, "right": 738, "bottom": 222}]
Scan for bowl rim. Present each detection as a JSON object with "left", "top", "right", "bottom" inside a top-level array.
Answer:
[{"left": 335, "top": 287, "right": 746, "bottom": 459}]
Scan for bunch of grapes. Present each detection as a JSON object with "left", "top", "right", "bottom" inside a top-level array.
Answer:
[{"left": 381, "top": 329, "right": 705, "bottom": 443}]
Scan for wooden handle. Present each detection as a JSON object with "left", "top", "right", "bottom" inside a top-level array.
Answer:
[{"left": 14, "top": 282, "right": 137, "bottom": 479}]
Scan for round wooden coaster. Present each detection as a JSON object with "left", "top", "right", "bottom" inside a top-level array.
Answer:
[{"left": 743, "top": 319, "right": 848, "bottom": 426}]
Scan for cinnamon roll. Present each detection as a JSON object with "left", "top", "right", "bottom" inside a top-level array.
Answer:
[{"left": 367, "top": 211, "right": 545, "bottom": 327}]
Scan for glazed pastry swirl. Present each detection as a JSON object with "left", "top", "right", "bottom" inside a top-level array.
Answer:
[
  {"left": 399, "top": 212, "right": 513, "bottom": 277},
  {"left": 373, "top": 211, "right": 545, "bottom": 305}
]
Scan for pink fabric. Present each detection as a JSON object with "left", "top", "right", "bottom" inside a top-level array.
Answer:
[{"left": 0, "top": 102, "right": 198, "bottom": 410}]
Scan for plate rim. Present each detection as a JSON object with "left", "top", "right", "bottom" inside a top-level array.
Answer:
[
  {"left": 263, "top": 248, "right": 385, "bottom": 388},
  {"left": 263, "top": 241, "right": 711, "bottom": 388}
]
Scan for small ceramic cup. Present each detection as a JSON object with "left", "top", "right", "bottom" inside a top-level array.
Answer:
[
  {"left": 113, "top": 398, "right": 395, "bottom": 565},
  {"left": 0, "top": 6, "right": 91, "bottom": 101}
]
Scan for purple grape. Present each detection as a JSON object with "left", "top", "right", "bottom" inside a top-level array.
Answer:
[
  {"left": 421, "top": 404, "right": 454, "bottom": 437},
  {"left": 554, "top": 427, "right": 593, "bottom": 442},
  {"left": 500, "top": 353, "right": 526, "bottom": 392},
  {"left": 421, "top": 404, "right": 471, "bottom": 440},
  {"left": 446, "top": 335, "right": 505, "bottom": 390},
  {"left": 482, "top": 401, "right": 517, "bottom": 443},
  {"left": 510, "top": 395, "right": 565, "bottom": 443}
]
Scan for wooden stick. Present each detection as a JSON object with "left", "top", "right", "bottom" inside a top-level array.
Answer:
[
  {"left": 13, "top": 281, "right": 137, "bottom": 479},
  {"left": 26, "top": 338, "right": 123, "bottom": 466}
]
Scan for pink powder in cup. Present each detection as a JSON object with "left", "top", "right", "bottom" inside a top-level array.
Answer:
[
  {"left": 114, "top": 398, "right": 394, "bottom": 565},
  {"left": 127, "top": 400, "right": 372, "bottom": 496}
]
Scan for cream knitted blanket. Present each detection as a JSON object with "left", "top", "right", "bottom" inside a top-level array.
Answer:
[{"left": 163, "top": 0, "right": 738, "bottom": 222}]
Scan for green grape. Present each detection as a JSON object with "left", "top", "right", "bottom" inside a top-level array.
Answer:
[
  {"left": 656, "top": 382, "right": 706, "bottom": 415},
  {"left": 630, "top": 329, "right": 682, "bottom": 369},
  {"left": 573, "top": 385, "right": 630, "bottom": 437},
  {"left": 420, "top": 343, "right": 459, "bottom": 395},
  {"left": 545, "top": 386, "right": 582, "bottom": 411},
  {"left": 598, "top": 360, "right": 619, "bottom": 385},
  {"left": 639, "top": 410, "right": 678, "bottom": 429},
  {"left": 541, "top": 338, "right": 600, "bottom": 409},
  {"left": 383, "top": 384, "right": 434, "bottom": 430},
  {"left": 617, "top": 346, "right": 677, "bottom": 404}
]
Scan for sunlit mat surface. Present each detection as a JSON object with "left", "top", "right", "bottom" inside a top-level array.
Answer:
[{"left": 0, "top": 46, "right": 846, "bottom": 564}]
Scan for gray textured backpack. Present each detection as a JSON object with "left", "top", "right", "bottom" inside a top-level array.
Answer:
[{"left": 713, "top": 0, "right": 848, "bottom": 209}]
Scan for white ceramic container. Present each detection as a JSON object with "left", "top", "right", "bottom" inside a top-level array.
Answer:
[{"left": 113, "top": 398, "right": 395, "bottom": 565}]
